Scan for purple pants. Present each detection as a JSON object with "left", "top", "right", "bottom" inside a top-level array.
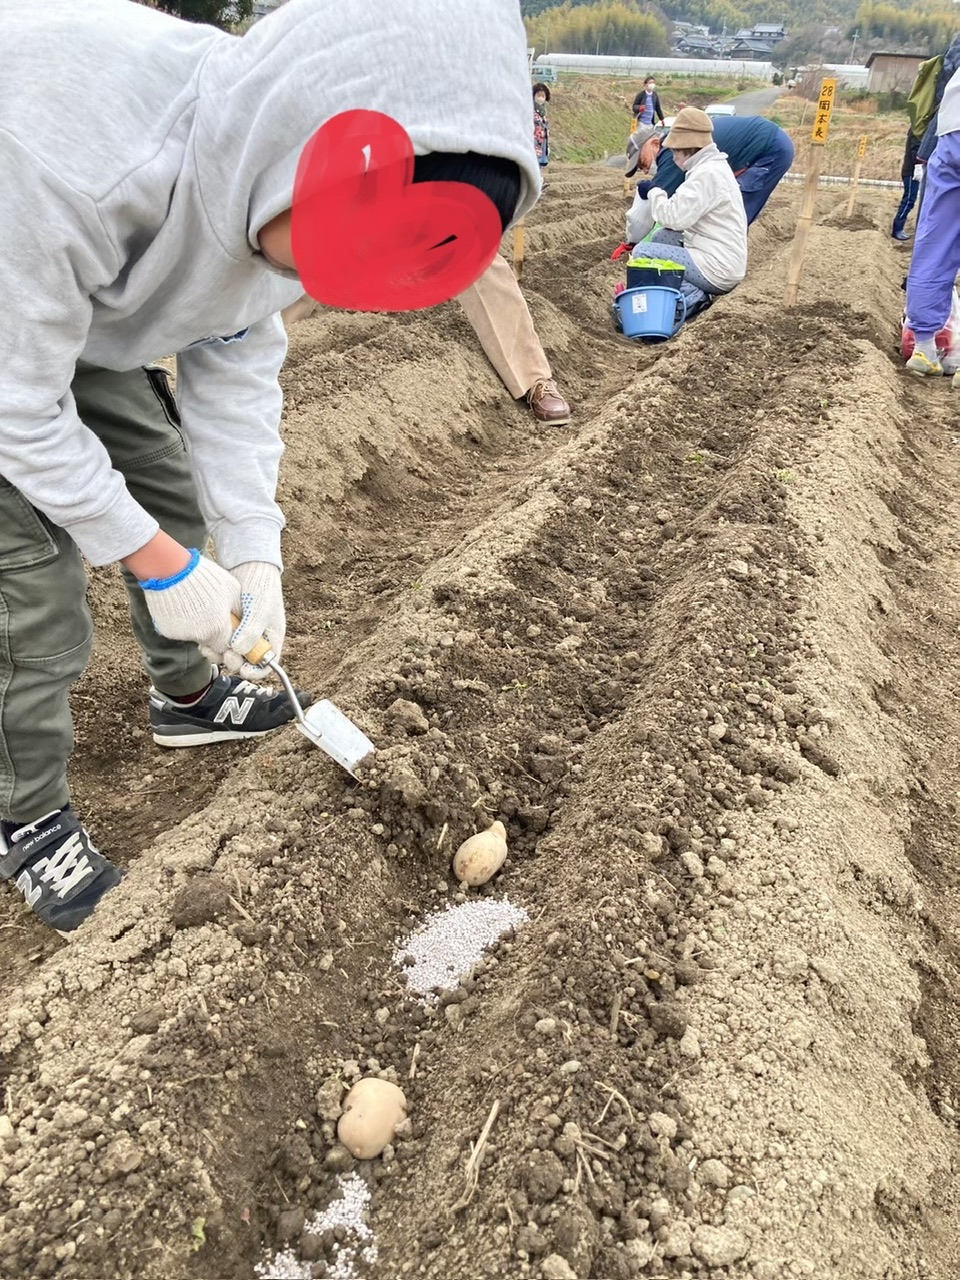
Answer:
[{"left": 906, "top": 129, "right": 960, "bottom": 338}]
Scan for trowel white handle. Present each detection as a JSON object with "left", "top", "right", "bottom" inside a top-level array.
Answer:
[
  {"left": 230, "top": 614, "right": 275, "bottom": 666},
  {"left": 229, "top": 614, "right": 307, "bottom": 726},
  {"left": 228, "top": 619, "right": 376, "bottom": 775}
]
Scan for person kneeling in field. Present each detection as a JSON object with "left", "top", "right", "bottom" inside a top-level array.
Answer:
[
  {"left": 625, "top": 114, "right": 794, "bottom": 227},
  {"left": 0, "top": 0, "right": 539, "bottom": 932},
  {"left": 624, "top": 108, "right": 747, "bottom": 311}
]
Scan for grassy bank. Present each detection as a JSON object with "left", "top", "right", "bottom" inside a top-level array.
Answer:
[
  {"left": 773, "top": 91, "right": 906, "bottom": 181},
  {"left": 547, "top": 75, "right": 906, "bottom": 181},
  {"left": 548, "top": 73, "right": 740, "bottom": 162}
]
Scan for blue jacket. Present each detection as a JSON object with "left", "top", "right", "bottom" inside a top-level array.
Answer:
[
  {"left": 901, "top": 128, "right": 921, "bottom": 182},
  {"left": 654, "top": 116, "right": 784, "bottom": 195}
]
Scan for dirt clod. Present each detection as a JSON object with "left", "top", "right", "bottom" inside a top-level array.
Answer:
[
  {"left": 541, "top": 1255, "right": 578, "bottom": 1280},
  {"left": 386, "top": 698, "right": 430, "bottom": 735},
  {"left": 699, "top": 1158, "right": 731, "bottom": 1188},
  {"left": 130, "top": 1006, "right": 163, "bottom": 1036},
  {"left": 276, "top": 1207, "right": 306, "bottom": 1243},
  {"left": 100, "top": 1136, "right": 144, "bottom": 1180},
  {"left": 648, "top": 1001, "right": 689, "bottom": 1040},
  {"left": 519, "top": 1150, "right": 565, "bottom": 1202},
  {"left": 692, "top": 1223, "right": 749, "bottom": 1267},
  {"left": 169, "top": 874, "right": 232, "bottom": 929}
]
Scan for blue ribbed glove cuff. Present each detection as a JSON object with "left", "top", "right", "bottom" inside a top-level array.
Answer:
[{"left": 138, "top": 548, "right": 201, "bottom": 592}]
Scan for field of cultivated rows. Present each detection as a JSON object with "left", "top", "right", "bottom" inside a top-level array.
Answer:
[{"left": 3, "top": 167, "right": 960, "bottom": 1280}]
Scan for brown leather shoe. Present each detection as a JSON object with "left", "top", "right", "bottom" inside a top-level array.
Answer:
[{"left": 526, "top": 378, "right": 571, "bottom": 425}]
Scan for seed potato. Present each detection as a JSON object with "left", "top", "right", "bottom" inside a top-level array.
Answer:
[
  {"left": 336, "top": 1078, "right": 408, "bottom": 1160},
  {"left": 452, "top": 820, "right": 508, "bottom": 886}
]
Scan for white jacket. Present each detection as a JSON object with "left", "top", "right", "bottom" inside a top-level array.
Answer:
[
  {"left": 939, "top": 66, "right": 960, "bottom": 135},
  {"left": 626, "top": 143, "right": 748, "bottom": 292}
]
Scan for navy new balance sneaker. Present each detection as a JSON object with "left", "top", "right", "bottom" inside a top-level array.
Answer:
[
  {"left": 0, "top": 807, "right": 124, "bottom": 932},
  {"left": 149, "top": 672, "right": 313, "bottom": 747}
]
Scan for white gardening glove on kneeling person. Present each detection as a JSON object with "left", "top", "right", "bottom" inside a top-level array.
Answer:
[
  {"left": 139, "top": 550, "right": 241, "bottom": 666},
  {"left": 226, "top": 561, "right": 285, "bottom": 680}
]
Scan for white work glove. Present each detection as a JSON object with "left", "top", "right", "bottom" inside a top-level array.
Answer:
[
  {"left": 140, "top": 551, "right": 241, "bottom": 667},
  {"left": 226, "top": 561, "right": 285, "bottom": 680}
]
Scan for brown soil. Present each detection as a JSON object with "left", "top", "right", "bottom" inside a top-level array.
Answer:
[{"left": 3, "top": 169, "right": 960, "bottom": 1280}]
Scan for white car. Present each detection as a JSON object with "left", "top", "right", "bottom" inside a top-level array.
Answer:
[{"left": 705, "top": 103, "right": 737, "bottom": 117}]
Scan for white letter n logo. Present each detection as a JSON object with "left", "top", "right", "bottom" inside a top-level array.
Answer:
[{"left": 213, "top": 696, "right": 255, "bottom": 726}]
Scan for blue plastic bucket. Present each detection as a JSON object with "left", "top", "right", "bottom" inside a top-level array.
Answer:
[{"left": 616, "top": 285, "right": 686, "bottom": 340}]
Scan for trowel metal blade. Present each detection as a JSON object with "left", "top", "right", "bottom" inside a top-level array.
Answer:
[{"left": 296, "top": 698, "right": 375, "bottom": 775}]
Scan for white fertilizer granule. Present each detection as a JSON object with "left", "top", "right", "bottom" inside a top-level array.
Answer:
[
  {"left": 255, "top": 1248, "right": 310, "bottom": 1280},
  {"left": 396, "top": 897, "right": 529, "bottom": 998},
  {"left": 255, "top": 1173, "right": 377, "bottom": 1280}
]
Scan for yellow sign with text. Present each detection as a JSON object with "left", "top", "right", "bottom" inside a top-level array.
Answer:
[
  {"left": 811, "top": 77, "right": 838, "bottom": 145},
  {"left": 857, "top": 134, "right": 868, "bottom": 159}
]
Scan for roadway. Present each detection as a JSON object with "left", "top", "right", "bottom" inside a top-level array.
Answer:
[{"left": 727, "top": 85, "right": 784, "bottom": 114}]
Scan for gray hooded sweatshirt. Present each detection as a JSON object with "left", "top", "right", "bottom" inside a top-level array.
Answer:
[{"left": 1, "top": 0, "right": 539, "bottom": 570}]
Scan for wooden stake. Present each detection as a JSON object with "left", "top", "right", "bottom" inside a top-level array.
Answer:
[
  {"left": 784, "top": 146, "right": 823, "bottom": 308},
  {"left": 844, "top": 157, "right": 862, "bottom": 219},
  {"left": 846, "top": 135, "right": 868, "bottom": 218},
  {"left": 513, "top": 218, "right": 525, "bottom": 281},
  {"left": 785, "top": 75, "right": 837, "bottom": 309}
]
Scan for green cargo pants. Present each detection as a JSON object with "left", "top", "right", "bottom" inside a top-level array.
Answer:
[{"left": 0, "top": 362, "right": 212, "bottom": 824}]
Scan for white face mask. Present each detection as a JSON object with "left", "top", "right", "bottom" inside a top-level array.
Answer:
[
  {"left": 674, "top": 155, "right": 689, "bottom": 171},
  {"left": 647, "top": 83, "right": 655, "bottom": 91}
]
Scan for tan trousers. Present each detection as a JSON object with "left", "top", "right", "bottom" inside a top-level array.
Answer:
[
  {"left": 455, "top": 252, "right": 552, "bottom": 399},
  {"left": 282, "top": 253, "right": 551, "bottom": 401}
]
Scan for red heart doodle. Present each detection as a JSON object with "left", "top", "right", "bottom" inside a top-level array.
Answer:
[{"left": 290, "top": 110, "right": 503, "bottom": 312}]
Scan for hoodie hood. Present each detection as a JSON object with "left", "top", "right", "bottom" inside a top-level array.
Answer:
[
  {"left": 194, "top": 0, "right": 541, "bottom": 258},
  {"left": 2, "top": 0, "right": 540, "bottom": 363},
  {"left": 0, "top": 0, "right": 541, "bottom": 579}
]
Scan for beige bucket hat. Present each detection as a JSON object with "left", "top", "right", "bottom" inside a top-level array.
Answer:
[{"left": 664, "top": 106, "right": 714, "bottom": 151}]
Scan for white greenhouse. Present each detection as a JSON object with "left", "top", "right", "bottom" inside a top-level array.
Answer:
[
  {"left": 819, "top": 63, "right": 871, "bottom": 88},
  {"left": 534, "top": 53, "right": 775, "bottom": 80}
]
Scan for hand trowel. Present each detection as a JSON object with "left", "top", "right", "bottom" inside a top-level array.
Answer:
[{"left": 233, "top": 617, "right": 375, "bottom": 776}]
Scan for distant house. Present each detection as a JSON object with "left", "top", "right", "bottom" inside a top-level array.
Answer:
[
  {"left": 671, "top": 22, "right": 712, "bottom": 46},
  {"left": 752, "top": 23, "right": 787, "bottom": 42},
  {"left": 733, "top": 24, "right": 786, "bottom": 45},
  {"left": 865, "top": 50, "right": 926, "bottom": 92},
  {"left": 675, "top": 35, "right": 720, "bottom": 56},
  {"left": 730, "top": 38, "right": 775, "bottom": 60},
  {"left": 252, "top": 0, "right": 283, "bottom": 18}
]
